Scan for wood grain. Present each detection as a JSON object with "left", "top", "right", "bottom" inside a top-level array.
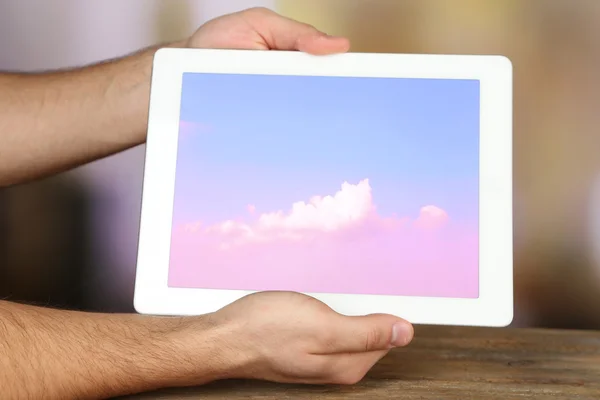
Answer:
[{"left": 122, "top": 325, "right": 600, "bottom": 399}]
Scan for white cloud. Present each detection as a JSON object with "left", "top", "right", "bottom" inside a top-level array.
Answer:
[
  {"left": 257, "top": 179, "right": 374, "bottom": 232},
  {"left": 185, "top": 179, "right": 449, "bottom": 248}
]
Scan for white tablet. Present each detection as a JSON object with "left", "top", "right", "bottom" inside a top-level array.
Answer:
[{"left": 134, "top": 48, "right": 513, "bottom": 327}]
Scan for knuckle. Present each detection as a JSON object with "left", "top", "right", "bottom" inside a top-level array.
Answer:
[
  {"left": 244, "top": 7, "right": 273, "bottom": 17},
  {"left": 298, "top": 21, "right": 318, "bottom": 31},
  {"left": 364, "top": 328, "right": 384, "bottom": 351},
  {"left": 319, "top": 332, "right": 339, "bottom": 352}
]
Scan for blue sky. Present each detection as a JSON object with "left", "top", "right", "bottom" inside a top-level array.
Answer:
[{"left": 173, "top": 72, "right": 480, "bottom": 226}]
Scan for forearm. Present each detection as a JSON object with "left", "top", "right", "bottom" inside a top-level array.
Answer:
[
  {"left": 0, "top": 300, "right": 225, "bottom": 399},
  {"left": 0, "top": 40, "right": 184, "bottom": 187}
]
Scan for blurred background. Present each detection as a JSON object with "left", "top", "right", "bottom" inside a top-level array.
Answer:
[{"left": 1, "top": 0, "right": 599, "bottom": 329}]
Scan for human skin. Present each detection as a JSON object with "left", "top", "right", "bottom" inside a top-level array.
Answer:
[
  {"left": 0, "top": 7, "right": 350, "bottom": 187},
  {"left": 0, "top": 8, "right": 414, "bottom": 400}
]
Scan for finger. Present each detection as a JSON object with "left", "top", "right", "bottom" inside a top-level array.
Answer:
[
  {"left": 310, "top": 350, "right": 390, "bottom": 385},
  {"left": 242, "top": 8, "right": 350, "bottom": 54},
  {"left": 324, "top": 314, "right": 414, "bottom": 353},
  {"left": 296, "top": 35, "right": 351, "bottom": 56}
]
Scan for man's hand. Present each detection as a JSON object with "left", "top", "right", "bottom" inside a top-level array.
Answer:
[
  {"left": 0, "top": 7, "right": 410, "bottom": 400},
  {"left": 175, "top": 292, "right": 414, "bottom": 386},
  {"left": 1, "top": 293, "right": 413, "bottom": 399},
  {"left": 186, "top": 7, "right": 350, "bottom": 54},
  {"left": 0, "top": 7, "right": 349, "bottom": 187}
]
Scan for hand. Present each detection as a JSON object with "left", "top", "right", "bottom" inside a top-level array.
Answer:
[
  {"left": 185, "top": 7, "right": 351, "bottom": 55},
  {"left": 195, "top": 292, "right": 414, "bottom": 385},
  {"left": 162, "top": 10, "right": 403, "bottom": 386}
]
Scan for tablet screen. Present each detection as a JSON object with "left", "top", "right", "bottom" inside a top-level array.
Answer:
[{"left": 168, "top": 73, "right": 480, "bottom": 299}]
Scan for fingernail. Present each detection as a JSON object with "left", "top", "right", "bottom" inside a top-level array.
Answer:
[{"left": 391, "top": 322, "right": 413, "bottom": 347}]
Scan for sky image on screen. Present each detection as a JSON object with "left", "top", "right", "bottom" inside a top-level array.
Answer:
[{"left": 168, "top": 72, "right": 480, "bottom": 298}]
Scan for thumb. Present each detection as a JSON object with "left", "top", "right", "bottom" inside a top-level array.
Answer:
[
  {"left": 330, "top": 314, "right": 414, "bottom": 353},
  {"left": 243, "top": 8, "right": 350, "bottom": 54}
]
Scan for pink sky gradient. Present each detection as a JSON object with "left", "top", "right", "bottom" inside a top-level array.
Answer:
[
  {"left": 178, "top": 120, "right": 212, "bottom": 137},
  {"left": 168, "top": 179, "right": 479, "bottom": 298}
]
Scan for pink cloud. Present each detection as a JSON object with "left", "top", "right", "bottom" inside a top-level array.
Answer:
[
  {"left": 414, "top": 205, "right": 449, "bottom": 229},
  {"left": 170, "top": 180, "right": 478, "bottom": 298}
]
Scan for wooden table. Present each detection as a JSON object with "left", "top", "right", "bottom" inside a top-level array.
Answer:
[{"left": 123, "top": 325, "right": 600, "bottom": 399}]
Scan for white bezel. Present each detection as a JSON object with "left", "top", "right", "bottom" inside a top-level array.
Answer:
[{"left": 134, "top": 48, "right": 513, "bottom": 327}]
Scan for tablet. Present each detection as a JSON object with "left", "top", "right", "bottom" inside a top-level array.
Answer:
[{"left": 134, "top": 48, "right": 513, "bottom": 327}]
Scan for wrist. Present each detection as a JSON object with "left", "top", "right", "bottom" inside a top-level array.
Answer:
[
  {"left": 160, "top": 313, "right": 244, "bottom": 385},
  {"left": 168, "top": 39, "right": 188, "bottom": 48},
  {"left": 118, "top": 39, "right": 188, "bottom": 146}
]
